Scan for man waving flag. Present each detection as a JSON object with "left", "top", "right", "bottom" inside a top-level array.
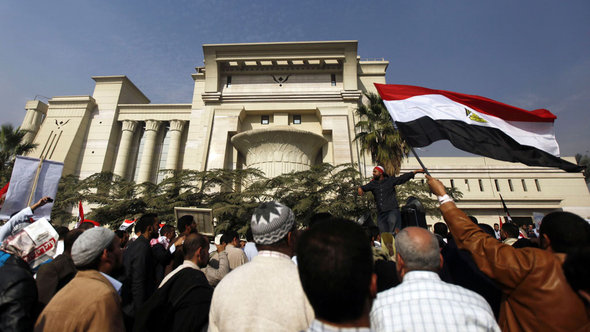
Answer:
[{"left": 374, "top": 83, "right": 582, "bottom": 172}]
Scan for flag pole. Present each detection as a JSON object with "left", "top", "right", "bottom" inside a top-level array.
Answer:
[
  {"left": 409, "top": 146, "right": 431, "bottom": 176},
  {"left": 26, "top": 158, "right": 44, "bottom": 206}
]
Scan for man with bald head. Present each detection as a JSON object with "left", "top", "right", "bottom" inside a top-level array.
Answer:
[{"left": 370, "top": 227, "right": 498, "bottom": 331}]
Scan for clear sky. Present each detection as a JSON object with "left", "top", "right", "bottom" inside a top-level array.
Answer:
[{"left": 1, "top": 0, "right": 589, "bottom": 157}]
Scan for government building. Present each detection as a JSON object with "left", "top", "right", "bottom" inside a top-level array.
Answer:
[{"left": 18, "top": 40, "right": 590, "bottom": 225}]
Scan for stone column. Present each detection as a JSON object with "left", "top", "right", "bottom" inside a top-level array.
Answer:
[
  {"left": 165, "top": 120, "right": 186, "bottom": 171},
  {"left": 113, "top": 120, "right": 138, "bottom": 179},
  {"left": 21, "top": 100, "right": 48, "bottom": 144},
  {"left": 136, "top": 120, "right": 161, "bottom": 184}
]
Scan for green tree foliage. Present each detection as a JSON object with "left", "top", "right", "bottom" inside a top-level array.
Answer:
[
  {"left": 50, "top": 164, "right": 457, "bottom": 233},
  {"left": 0, "top": 124, "right": 37, "bottom": 184},
  {"left": 354, "top": 92, "right": 409, "bottom": 176}
]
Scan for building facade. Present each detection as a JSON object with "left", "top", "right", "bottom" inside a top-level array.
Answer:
[{"left": 18, "top": 40, "right": 590, "bottom": 224}]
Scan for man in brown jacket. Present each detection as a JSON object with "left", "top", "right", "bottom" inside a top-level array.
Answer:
[
  {"left": 35, "top": 227, "right": 124, "bottom": 331},
  {"left": 427, "top": 175, "right": 590, "bottom": 332}
]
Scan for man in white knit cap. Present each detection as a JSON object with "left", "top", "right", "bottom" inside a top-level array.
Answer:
[
  {"left": 208, "top": 201, "right": 314, "bottom": 332},
  {"left": 35, "top": 227, "right": 124, "bottom": 331}
]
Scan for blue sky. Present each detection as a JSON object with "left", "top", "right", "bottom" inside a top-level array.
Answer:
[{"left": 1, "top": 0, "right": 589, "bottom": 157}]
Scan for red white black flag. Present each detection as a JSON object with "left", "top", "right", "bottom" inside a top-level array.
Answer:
[{"left": 374, "top": 83, "right": 582, "bottom": 172}]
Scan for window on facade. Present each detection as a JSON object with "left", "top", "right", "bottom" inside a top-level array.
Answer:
[
  {"left": 331, "top": 74, "right": 336, "bottom": 86},
  {"left": 522, "top": 179, "right": 528, "bottom": 192},
  {"left": 450, "top": 179, "right": 455, "bottom": 189},
  {"left": 508, "top": 179, "right": 514, "bottom": 191},
  {"left": 535, "top": 179, "right": 541, "bottom": 191},
  {"left": 478, "top": 179, "right": 484, "bottom": 191},
  {"left": 226, "top": 76, "right": 232, "bottom": 87},
  {"left": 261, "top": 115, "right": 269, "bottom": 125},
  {"left": 495, "top": 179, "right": 500, "bottom": 191},
  {"left": 465, "top": 179, "right": 470, "bottom": 191},
  {"left": 293, "top": 114, "right": 301, "bottom": 124}
]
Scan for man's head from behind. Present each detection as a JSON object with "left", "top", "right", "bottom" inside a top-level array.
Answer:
[
  {"left": 395, "top": 227, "right": 442, "bottom": 280},
  {"left": 177, "top": 215, "right": 196, "bottom": 235},
  {"left": 540, "top": 211, "right": 590, "bottom": 254},
  {"left": 297, "top": 219, "right": 375, "bottom": 326},
  {"left": 221, "top": 230, "right": 239, "bottom": 247},
  {"left": 500, "top": 223, "right": 519, "bottom": 240},
  {"left": 250, "top": 201, "right": 295, "bottom": 253},
  {"left": 183, "top": 233, "right": 209, "bottom": 268},
  {"left": 135, "top": 213, "right": 159, "bottom": 239}
]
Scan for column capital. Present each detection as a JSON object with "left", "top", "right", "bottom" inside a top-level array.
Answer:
[
  {"left": 121, "top": 120, "right": 138, "bottom": 132},
  {"left": 169, "top": 120, "right": 186, "bottom": 132},
  {"left": 144, "top": 119, "right": 161, "bottom": 132}
]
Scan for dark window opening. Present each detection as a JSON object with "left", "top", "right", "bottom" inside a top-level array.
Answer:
[
  {"left": 535, "top": 179, "right": 541, "bottom": 191},
  {"left": 478, "top": 179, "right": 484, "bottom": 191},
  {"left": 331, "top": 74, "right": 336, "bottom": 86},
  {"left": 508, "top": 179, "right": 514, "bottom": 191},
  {"left": 495, "top": 179, "right": 500, "bottom": 191},
  {"left": 261, "top": 115, "right": 269, "bottom": 125},
  {"left": 522, "top": 179, "right": 528, "bottom": 192},
  {"left": 293, "top": 115, "right": 301, "bottom": 125},
  {"left": 226, "top": 76, "right": 232, "bottom": 87}
]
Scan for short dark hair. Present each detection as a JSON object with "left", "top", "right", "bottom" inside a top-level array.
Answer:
[
  {"left": 55, "top": 226, "right": 70, "bottom": 240},
  {"left": 540, "top": 212, "right": 590, "bottom": 254},
  {"left": 246, "top": 228, "right": 254, "bottom": 242},
  {"left": 297, "top": 219, "right": 372, "bottom": 323},
  {"left": 177, "top": 215, "right": 194, "bottom": 233},
  {"left": 78, "top": 222, "right": 95, "bottom": 230},
  {"left": 222, "top": 230, "right": 238, "bottom": 245},
  {"left": 468, "top": 216, "right": 479, "bottom": 224},
  {"left": 478, "top": 224, "right": 496, "bottom": 238},
  {"left": 160, "top": 224, "right": 175, "bottom": 236},
  {"left": 135, "top": 213, "right": 158, "bottom": 234},
  {"left": 184, "top": 233, "right": 209, "bottom": 260},
  {"left": 114, "top": 230, "right": 126, "bottom": 239},
  {"left": 433, "top": 222, "right": 448, "bottom": 238},
  {"left": 501, "top": 223, "right": 519, "bottom": 239},
  {"left": 309, "top": 212, "right": 333, "bottom": 228},
  {"left": 563, "top": 245, "right": 590, "bottom": 293},
  {"left": 64, "top": 229, "right": 84, "bottom": 253}
]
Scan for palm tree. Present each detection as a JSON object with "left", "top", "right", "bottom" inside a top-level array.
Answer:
[
  {"left": 0, "top": 124, "right": 37, "bottom": 184},
  {"left": 354, "top": 92, "right": 409, "bottom": 176}
]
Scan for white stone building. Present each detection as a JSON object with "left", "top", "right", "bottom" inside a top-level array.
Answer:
[{"left": 18, "top": 40, "right": 590, "bottom": 224}]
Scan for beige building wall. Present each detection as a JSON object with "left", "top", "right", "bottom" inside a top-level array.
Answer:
[{"left": 18, "top": 40, "right": 590, "bottom": 221}]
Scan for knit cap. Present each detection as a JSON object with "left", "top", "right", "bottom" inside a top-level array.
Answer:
[
  {"left": 71, "top": 227, "right": 115, "bottom": 267},
  {"left": 250, "top": 201, "right": 294, "bottom": 245}
]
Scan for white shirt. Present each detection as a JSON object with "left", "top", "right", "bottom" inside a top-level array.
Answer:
[
  {"left": 371, "top": 271, "right": 499, "bottom": 332},
  {"left": 243, "top": 242, "right": 258, "bottom": 261}
]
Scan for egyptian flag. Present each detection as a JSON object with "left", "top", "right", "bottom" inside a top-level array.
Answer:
[
  {"left": 375, "top": 84, "right": 583, "bottom": 172},
  {"left": 119, "top": 219, "right": 136, "bottom": 231},
  {"left": 75, "top": 200, "right": 84, "bottom": 228}
]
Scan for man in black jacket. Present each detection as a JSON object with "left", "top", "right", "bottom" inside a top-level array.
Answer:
[
  {"left": 357, "top": 166, "right": 424, "bottom": 233},
  {"left": 135, "top": 232, "right": 213, "bottom": 332},
  {"left": 121, "top": 213, "right": 159, "bottom": 329},
  {"left": 0, "top": 253, "right": 38, "bottom": 332}
]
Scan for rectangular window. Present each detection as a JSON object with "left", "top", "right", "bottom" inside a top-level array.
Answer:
[
  {"left": 331, "top": 74, "right": 336, "bottom": 86},
  {"left": 465, "top": 179, "right": 470, "bottom": 191},
  {"left": 495, "top": 179, "right": 500, "bottom": 191},
  {"left": 508, "top": 179, "right": 514, "bottom": 191},
  {"left": 522, "top": 179, "right": 528, "bottom": 192},
  {"left": 450, "top": 179, "right": 455, "bottom": 189},
  {"left": 535, "top": 179, "right": 541, "bottom": 191},
  {"left": 226, "top": 76, "right": 232, "bottom": 87},
  {"left": 261, "top": 115, "right": 269, "bottom": 125},
  {"left": 293, "top": 114, "right": 301, "bottom": 125},
  {"left": 478, "top": 179, "right": 484, "bottom": 191}
]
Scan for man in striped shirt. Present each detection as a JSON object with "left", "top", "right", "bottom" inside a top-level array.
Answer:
[{"left": 370, "top": 227, "right": 499, "bottom": 331}]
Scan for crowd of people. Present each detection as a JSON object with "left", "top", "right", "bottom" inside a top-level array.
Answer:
[{"left": 0, "top": 174, "right": 589, "bottom": 331}]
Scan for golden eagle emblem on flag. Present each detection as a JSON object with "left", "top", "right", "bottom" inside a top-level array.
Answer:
[{"left": 465, "top": 108, "right": 487, "bottom": 123}]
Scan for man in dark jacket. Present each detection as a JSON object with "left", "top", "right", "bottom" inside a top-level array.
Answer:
[
  {"left": 36, "top": 229, "right": 84, "bottom": 307},
  {"left": 135, "top": 233, "right": 213, "bottom": 332},
  {"left": 357, "top": 166, "right": 424, "bottom": 233},
  {"left": 0, "top": 253, "right": 38, "bottom": 332},
  {"left": 121, "top": 213, "right": 159, "bottom": 329}
]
